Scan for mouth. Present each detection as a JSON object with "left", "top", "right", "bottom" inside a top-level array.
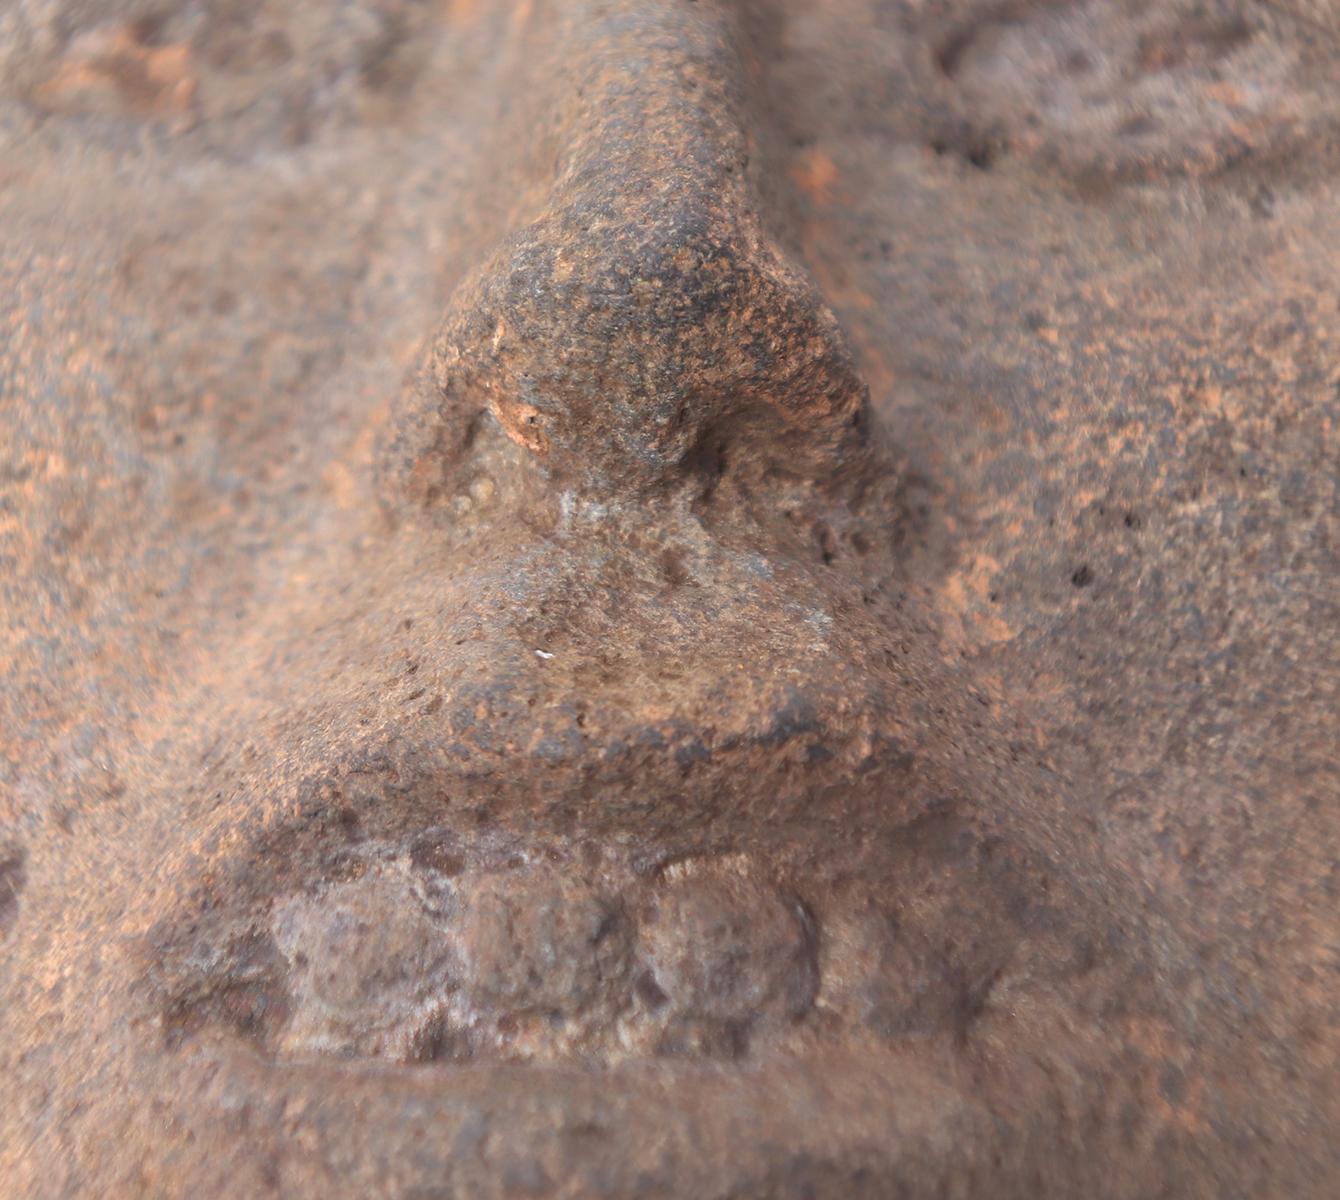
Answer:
[
  {"left": 130, "top": 757, "right": 1046, "bottom": 1195},
  {"left": 121, "top": 642, "right": 1111, "bottom": 1193},
  {"left": 167, "top": 1018, "right": 998, "bottom": 1196}
]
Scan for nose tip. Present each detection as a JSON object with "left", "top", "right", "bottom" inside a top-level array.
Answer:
[
  {"left": 436, "top": 207, "right": 868, "bottom": 494},
  {"left": 379, "top": 0, "right": 877, "bottom": 512}
]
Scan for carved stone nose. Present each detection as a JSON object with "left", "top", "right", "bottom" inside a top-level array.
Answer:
[
  {"left": 382, "top": 0, "right": 874, "bottom": 507},
  {"left": 437, "top": 199, "right": 866, "bottom": 493}
]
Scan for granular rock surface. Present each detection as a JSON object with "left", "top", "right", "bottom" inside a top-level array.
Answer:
[{"left": 1, "top": 0, "right": 1338, "bottom": 1196}]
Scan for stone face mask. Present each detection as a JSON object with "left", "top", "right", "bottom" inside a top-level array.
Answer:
[{"left": 2, "top": 1, "right": 1337, "bottom": 1197}]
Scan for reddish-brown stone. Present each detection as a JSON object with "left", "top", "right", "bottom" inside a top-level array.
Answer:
[{"left": 1, "top": 0, "right": 1338, "bottom": 1196}]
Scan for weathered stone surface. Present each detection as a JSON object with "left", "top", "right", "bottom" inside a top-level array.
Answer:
[{"left": 1, "top": 0, "right": 1338, "bottom": 1196}]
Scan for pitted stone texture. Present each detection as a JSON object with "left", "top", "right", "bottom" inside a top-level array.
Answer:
[
  {"left": 639, "top": 858, "right": 817, "bottom": 1057},
  {"left": 0, "top": 845, "right": 26, "bottom": 941},
  {"left": 271, "top": 864, "right": 456, "bottom": 1062},
  {"left": 936, "top": 0, "right": 1340, "bottom": 182},
  {"left": 380, "top": 0, "right": 876, "bottom": 510},
  {"left": 1, "top": 0, "right": 449, "bottom": 153},
  {"left": 3, "top": 0, "right": 1339, "bottom": 1195},
  {"left": 453, "top": 861, "right": 635, "bottom": 1059}
]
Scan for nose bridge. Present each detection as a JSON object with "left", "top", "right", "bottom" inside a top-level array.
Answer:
[
  {"left": 381, "top": 0, "right": 875, "bottom": 507},
  {"left": 553, "top": 0, "right": 752, "bottom": 197}
]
